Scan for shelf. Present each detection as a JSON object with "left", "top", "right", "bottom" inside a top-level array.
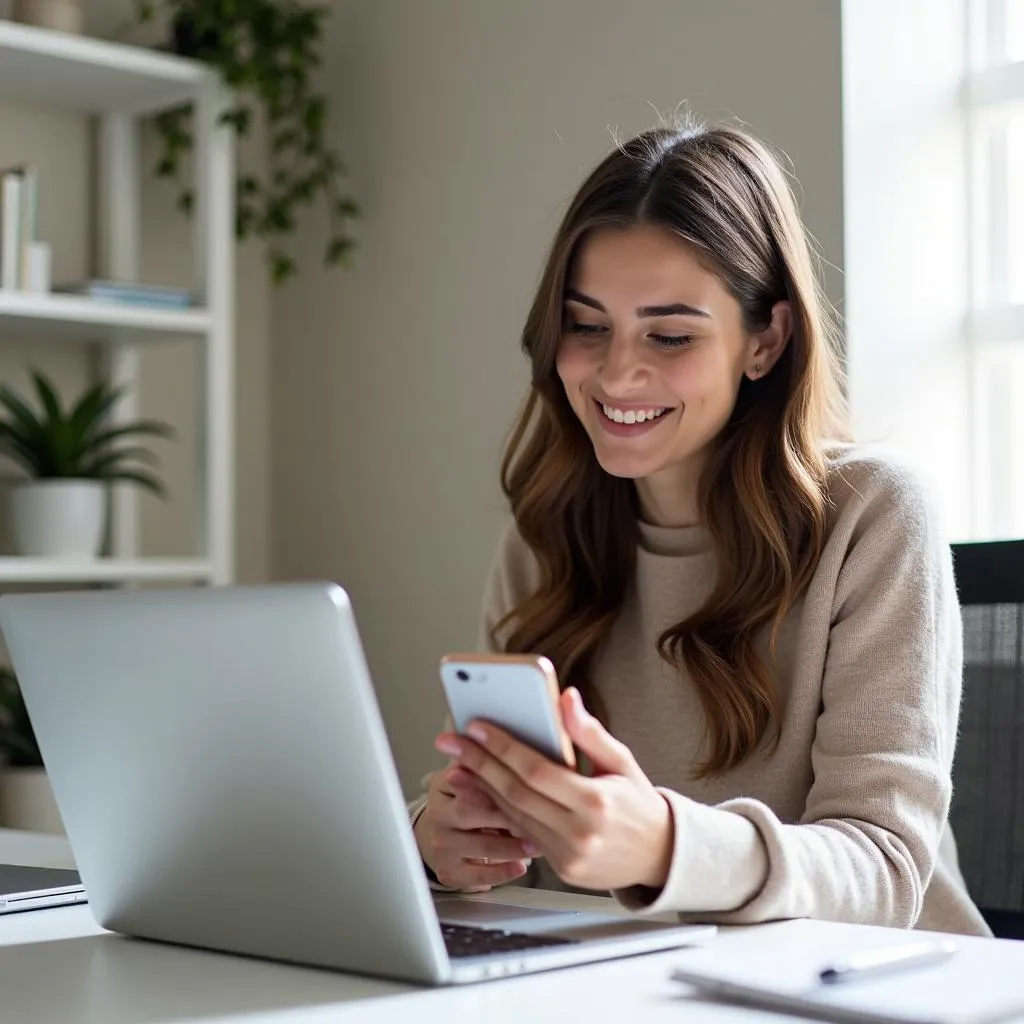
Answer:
[
  {"left": 0, "top": 291, "right": 211, "bottom": 342},
  {"left": 0, "top": 21, "right": 209, "bottom": 116},
  {"left": 0, "top": 558, "right": 213, "bottom": 584}
]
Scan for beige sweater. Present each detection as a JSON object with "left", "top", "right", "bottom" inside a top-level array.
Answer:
[{"left": 412, "top": 447, "right": 990, "bottom": 936}]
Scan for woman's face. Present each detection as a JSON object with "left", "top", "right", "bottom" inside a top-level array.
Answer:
[{"left": 555, "top": 224, "right": 783, "bottom": 494}]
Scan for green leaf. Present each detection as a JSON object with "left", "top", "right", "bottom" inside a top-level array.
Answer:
[
  {"left": 263, "top": 197, "right": 295, "bottom": 234},
  {"left": 319, "top": 150, "right": 344, "bottom": 175},
  {"left": 272, "top": 129, "right": 299, "bottom": 154},
  {"left": 0, "top": 417, "right": 36, "bottom": 449},
  {"left": 70, "top": 381, "right": 125, "bottom": 439},
  {"left": 104, "top": 469, "right": 166, "bottom": 497},
  {"left": 0, "top": 425, "right": 43, "bottom": 476},
  {"left": 31, "top": 370, "right": 65, "bottom": 426},
  {"left": 269, "top": 249, "right": 296, "bottom": 285},
  {"left": 0, "top": 728, "right": 42, "bottom": 767},
  {"left": 86, "top": 420, "right": 175, "bottom": 453},
  {"left": 0, "top": 384, "right": 44, "bottom": 439},
  {"left": 219, "top": 105, "right": 252, "bottom": 135},
  {"left": 334, "top": 197, "right": 360, "bottom": 218},
  {"left": 288, "top": 175, "right": 315, "bottom": 204},
  {"left": 303, "top": 94, "right": 326, "bottom": 136},
  {"left": 325, "top": 236, "right": 354, "bottom": 266},
  {"left": 177, "top": 189, "right": 194, "bottom": 216},
  {"left": 0, "top": 667, "right": 40, "bottom": 766},
  {"left": 156, "top": 106, "right": 192, "bottom": 149},
  {"left": 48, "top": 416, "right": 79, "bottom": 474},
  {"left": 81, "top": 446, "right": 160, "bottom": 477}
]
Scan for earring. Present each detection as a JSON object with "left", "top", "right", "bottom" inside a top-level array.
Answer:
[{"left": 750, "top": 362, "right": 762, "bottom": 379}]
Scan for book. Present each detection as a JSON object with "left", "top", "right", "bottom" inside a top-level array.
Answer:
[
  {"left": 19, "top": 166, "right": 37, "bottom": 286},
  {"left": 54, "top": 280, "right": 194, "bottom": 308},
  {"left": 0, "top": 171, "right": 22, "bottom": 290},
  {"left": 0, "top": 163, "right": 39, "bottom": 292},
  {"left": 669, "top": 918, "right": 1024, "bottom": 1024}
]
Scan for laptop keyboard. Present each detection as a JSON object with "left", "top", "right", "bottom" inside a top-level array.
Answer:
[{"left": 441, "top": 922, "right": 575, "bottom": 958}]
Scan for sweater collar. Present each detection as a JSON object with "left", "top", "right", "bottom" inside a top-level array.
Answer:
[{"left": 636, "top": 518, "right": 712, "bottom": 557}]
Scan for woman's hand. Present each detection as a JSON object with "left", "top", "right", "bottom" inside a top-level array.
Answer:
[
  {"left": 413, "top": 761, "right": 538, "bottom": 892},
  {"left": 435, "top": 687, "right": 674, "bottom": 893}
]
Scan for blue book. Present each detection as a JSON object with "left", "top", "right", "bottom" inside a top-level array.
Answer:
[{"left": 56, "top": 280, "right": 194, "bottom": 308}]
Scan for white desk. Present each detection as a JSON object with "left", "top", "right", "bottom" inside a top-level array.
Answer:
[{"left": 0, "top": 827, "right": 1015, "bottom": 1024}]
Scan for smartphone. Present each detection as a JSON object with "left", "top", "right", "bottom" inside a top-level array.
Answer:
[{"left": 438, "top": 652, "right": 576, "bottom": 769}]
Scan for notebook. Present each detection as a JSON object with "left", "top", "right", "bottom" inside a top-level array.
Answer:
[{"left": 669, "top": 918, "right": 1024, "bottom": 1024}]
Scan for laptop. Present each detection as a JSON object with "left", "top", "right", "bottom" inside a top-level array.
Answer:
[
  {"left": 0, "top": 582, "right": 713, "bottom": 984},
  {"left": 0, "top": 864, "right": 84, "bottom": 914}
]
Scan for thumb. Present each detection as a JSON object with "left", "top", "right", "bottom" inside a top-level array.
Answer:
[{"left": 561, "top": 687, "right": 637, "bottom": 777}]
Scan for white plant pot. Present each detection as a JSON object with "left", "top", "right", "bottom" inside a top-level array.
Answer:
[
  {"left": 10, "top": 0, "right": 83, "bottom": 33},
  {"left": 9, "top": 479, "right": 106, "bottom": 558},
  {"left": 0, "top": 766, "right": 65, "bottom": 835}
]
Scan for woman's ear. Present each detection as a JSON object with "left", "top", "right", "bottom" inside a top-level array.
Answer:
[{"left": 745, "top": 301, "right": 792, "bottom": 380}]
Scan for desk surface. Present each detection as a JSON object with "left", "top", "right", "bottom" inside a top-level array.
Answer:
[{"left": 0, "top": 827, "right": 1015, "bottom": 1024}]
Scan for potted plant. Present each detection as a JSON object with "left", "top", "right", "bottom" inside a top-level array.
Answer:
[
  {"left": 0, "top": 370, "right": 173, "bottom": 559},
  {"left": 0, "top": 665, "right": 62, "bottom": 834},
  {"left": 135, "top": 0, "right": 360, "bottom": 285}
]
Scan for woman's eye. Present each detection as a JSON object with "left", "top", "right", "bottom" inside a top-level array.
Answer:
[
  {"left": 566, "top": 322, "right": 606, "bottom": 336},
  {"left": 650, "top": 334, "right": 694, "bottom": 350}
]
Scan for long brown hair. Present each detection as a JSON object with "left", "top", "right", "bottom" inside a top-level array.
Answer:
[{"left": 494, "top": 120, "right": 850, "bottom": 777}]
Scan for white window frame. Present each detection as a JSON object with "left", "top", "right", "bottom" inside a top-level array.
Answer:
[{"left": 967, "top": 0, "right": 1024, "bottom": 537}]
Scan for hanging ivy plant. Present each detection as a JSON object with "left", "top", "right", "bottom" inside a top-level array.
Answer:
[{"left": 136, "top": 0, "right": 359, "bottom": 284}]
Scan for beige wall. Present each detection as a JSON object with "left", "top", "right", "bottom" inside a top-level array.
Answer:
[
  {"left": 0, "top": 0, "right": 271, "bottom": 581},
  {"left": 271, "top": 0, "right": 845, "bottom": 795}
]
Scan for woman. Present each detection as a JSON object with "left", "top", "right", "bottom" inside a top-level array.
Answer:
[{"left": 410, "top": 120, "right": 989, "bottom": 936}]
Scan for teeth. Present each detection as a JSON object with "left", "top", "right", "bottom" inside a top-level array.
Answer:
[{"left": 601, "top": 403, "right": 667, "bottom": 425}]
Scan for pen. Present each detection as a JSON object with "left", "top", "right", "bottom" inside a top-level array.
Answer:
[{"left": 819, "top": 938, "right": 959, "bottom": 985}]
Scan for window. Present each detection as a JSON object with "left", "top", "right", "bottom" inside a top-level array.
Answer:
[
  {"left": 968, "top": 0, "right": 1024, "bottom": 536},
  {"left": 1010, "top": 117, "right": 1024, "bottom": 304},
  {"left": 1008, "top": 0, "right": 1024, "bottom": 61}
]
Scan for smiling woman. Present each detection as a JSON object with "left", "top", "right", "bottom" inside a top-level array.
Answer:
[
  {"left": 556, "top": 227, "right": 791, "bottom": 507},
  {"left": 408, "top": 118, "right": 990, "bottom": 938}
]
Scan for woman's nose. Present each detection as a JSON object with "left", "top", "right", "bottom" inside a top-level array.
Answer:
[{"left": 598, "top": 336, "right": 646, "bottom": 392}]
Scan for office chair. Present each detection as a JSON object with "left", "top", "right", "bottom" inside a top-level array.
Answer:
[{"left": 949, "top": 539, "right": 1024, "bottom": 939}]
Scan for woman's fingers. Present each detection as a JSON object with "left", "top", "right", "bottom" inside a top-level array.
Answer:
[
  {"left": 474, "top": 778, "right": 561, "bottom": 858},
  {"left": 440, "top": 859, "right": 529, "bottom": 891},
  {"left": 458, "top": 829, "right": 535, "bottom": 862},
  {"left": 431, "top": 766, "right": 515, "bottom": 831},
  {"left": 444, "top": 767, "right": 502, "bottom": 811},
  {"left": 560, "top": 688, "right": 637, "bottom": 776},
  {"left": 439, "top": 795, "right": 513, "bottom": 833},
  {"left": 442, "top": 726, "right": 579, "bottom": 826}
]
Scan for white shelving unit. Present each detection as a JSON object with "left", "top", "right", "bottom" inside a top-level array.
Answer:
[
  {"left": 0, "top": 290, "right": 213, "bottom": 340},
  {"left": 0, "top": 19, "right": 234, "bottom": 586},
  {"left": 0, "top": 558, "right": 212, "bottom": 584}
]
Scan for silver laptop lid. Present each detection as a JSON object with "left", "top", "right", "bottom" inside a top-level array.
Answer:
[{"left": 0, "top": 583, "right": 451, "bottom": 982}]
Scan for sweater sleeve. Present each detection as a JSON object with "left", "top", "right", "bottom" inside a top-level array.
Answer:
[{"left": 615, "top": 459, "right": 963, "bottom": 929}]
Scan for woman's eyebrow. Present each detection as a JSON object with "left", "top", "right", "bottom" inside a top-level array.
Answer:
[{"left": 564, "top": 287, "right": 711, "bottom": 319}]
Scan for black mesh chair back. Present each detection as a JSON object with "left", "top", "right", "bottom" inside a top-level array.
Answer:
[{"left": 950, "top": 539, "right": 1024, "bottom": 939}]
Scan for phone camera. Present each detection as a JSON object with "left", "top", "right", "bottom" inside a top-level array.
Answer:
[{"left": 456, "top": 669, "right": 470, "bottom": 682}]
